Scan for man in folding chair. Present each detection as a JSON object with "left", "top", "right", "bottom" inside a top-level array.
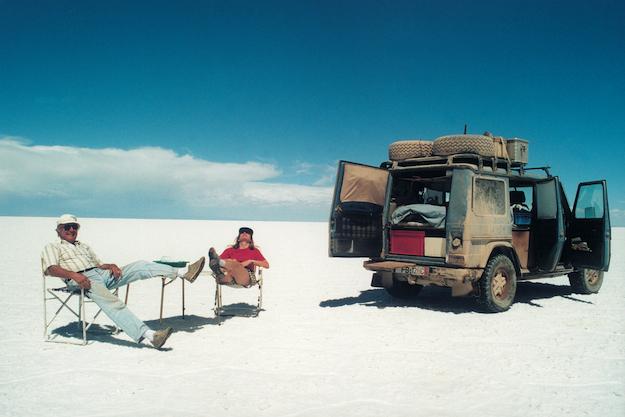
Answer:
[
  {"left": 208, "top": 227, "right": 269, "bottom": 314},
  {"left": 42, "top": 214, "right": 205, "bottom": 349}
]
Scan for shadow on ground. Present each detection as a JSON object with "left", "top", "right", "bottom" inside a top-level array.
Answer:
[
  {"left": 50, "top": 313, "right": 231, "bottom": 348},
  {"left": 319, "top": 281, "right": 592, "bottom": 314},
  {"left": 215, "top": 302, "right": 263, "bottom": 318}
]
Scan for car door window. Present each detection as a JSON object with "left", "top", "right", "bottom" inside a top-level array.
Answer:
[{"left": 574, "top": 183, "right": 605, "bottom": 219}]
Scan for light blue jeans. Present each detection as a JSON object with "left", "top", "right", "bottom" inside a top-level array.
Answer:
[{"left": 67, "top": 261, "right": 178, "bottom": 342}]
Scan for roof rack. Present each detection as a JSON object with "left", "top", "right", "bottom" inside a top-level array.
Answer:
[
  {"left": 512, "top": 166, "right": 552, "bottom": 178},
  {"left": 387, "top": 153, "right": 526, "bottom": 174}
]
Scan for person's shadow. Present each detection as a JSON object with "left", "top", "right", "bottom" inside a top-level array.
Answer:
[
  {"left": 319, "top": 281, "right": 592, "bottom": 314},
  {"left": 50, "top": 313, "right": 231, "bottom": 349}
]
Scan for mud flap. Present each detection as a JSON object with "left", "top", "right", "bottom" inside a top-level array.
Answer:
[
  {"left": 371, "top": 272, "right": 394, "bottom": 288},
  {"left": 451, "top": 281, "right": 474, "bottom": 297}
]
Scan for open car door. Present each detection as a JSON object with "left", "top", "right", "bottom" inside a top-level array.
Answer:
[
  {"left": 329, "top": 161, "right": 389, "bottom": 257},
  {"left": 533, "top": 177, "right": 566, "bottom": 271},
  {"left": 568, "top": 180, "right": 611, "bottom": 271}
]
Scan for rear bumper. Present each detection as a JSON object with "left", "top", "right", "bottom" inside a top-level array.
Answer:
[{"left": 365, "top": 260, "right": 483, "bottom": 296}]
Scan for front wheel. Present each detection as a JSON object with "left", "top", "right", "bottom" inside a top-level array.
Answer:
[
  {"left": 568, "top": 268, "right": 603, "bottom": 294},
  {"left": 385, "top": 279, "right": 423, "bottom": 299},
  {"left": 477, "top": 254, "right": 517, "bottom": 312}
]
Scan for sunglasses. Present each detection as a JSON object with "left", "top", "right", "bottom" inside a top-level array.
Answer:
[{"left": 62, "top": 223, "right": 80, "bottom": 231}]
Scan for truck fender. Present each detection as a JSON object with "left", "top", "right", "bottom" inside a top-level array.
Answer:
[{"left": 480, "top": 243, "right": 522, "bottom": 278}]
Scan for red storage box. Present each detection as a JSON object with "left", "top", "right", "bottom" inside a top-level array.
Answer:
[{"left": 389, "top": 230, "right": 425, "bottom": 256}]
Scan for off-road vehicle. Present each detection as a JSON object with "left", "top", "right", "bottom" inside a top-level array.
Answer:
[{"left": 328, "top": 134, "right": 611, "bottom": 312}]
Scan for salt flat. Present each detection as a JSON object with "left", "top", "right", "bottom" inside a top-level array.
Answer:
[{"left": 0, "top": 217, "right": 623, "bottom": 417}]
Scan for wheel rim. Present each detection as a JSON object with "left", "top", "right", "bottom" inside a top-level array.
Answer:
[
  {"left": 586, "top": 270, "right": 600, "bottom": 285},
  {"left": 492, "top": 271, "right": 509, "bottom": 300}
]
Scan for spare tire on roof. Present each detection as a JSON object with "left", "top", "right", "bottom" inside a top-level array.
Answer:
[
  {"left": 432, "top": 134, "right": 496, "bottom": 157},
  {"left": 388, "top": 140, "right": 433, "bottom": 161}
]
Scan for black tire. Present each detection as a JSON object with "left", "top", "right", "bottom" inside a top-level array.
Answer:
[
  {"left": 568, "top": 268, "right": 604, "bottom": 294},
  {"left": 432, "top": 134, "right": 496, "bottom": 157},
  {"left": 385, "top": 279, "right": 423, "bottom": 299},
  {"left": 477, "top": 254, "right": 517, "bottom": 312},
  {"left": 388, "top": 140, "right": 433, "bottom": 161}
]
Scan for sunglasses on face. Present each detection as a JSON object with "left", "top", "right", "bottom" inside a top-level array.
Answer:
[{"left": 62, "top": 223, "right": 80, "bottom": 231}]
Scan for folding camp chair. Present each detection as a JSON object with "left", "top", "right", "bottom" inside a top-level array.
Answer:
[
  {"left": 43, "top": 270, "right": 129, "bottom": 345},
  {"left": 213, "top": 268, "right": 263, "bottom": 317}
]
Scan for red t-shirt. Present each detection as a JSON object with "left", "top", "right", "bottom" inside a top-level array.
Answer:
[{"left": 220, "top": 247, "right": 266, "bottom": 271}]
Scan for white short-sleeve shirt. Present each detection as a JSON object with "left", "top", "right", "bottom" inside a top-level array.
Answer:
[{"left": 41, "top": 240, "right": 102, "bottom": 274}]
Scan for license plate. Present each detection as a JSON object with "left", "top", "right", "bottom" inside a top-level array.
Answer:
[{"left": 396, "top": 265, "right": 429, "bottom": 276}]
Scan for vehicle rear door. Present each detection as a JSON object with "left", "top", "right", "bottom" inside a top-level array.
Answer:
[
  {"left": 329, "top": 161, "right": 389, "bottom": 257},
  {"left": 533, "top": 177, "right": 565, "bottom": 271},
  {"left": 568, "top": 180, "right": 611, "bottom": 271}
]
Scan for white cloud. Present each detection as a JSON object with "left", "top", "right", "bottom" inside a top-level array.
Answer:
[
  {"left": 313, "top": 164, "right": 338, "bottom": 186},
  {"left": 0, "top": 138, "right": 333, "bottom": 217},
  {"left": 242, "top": 182, "right": 333, "bottom": 205},
  {"left": 610, "top": 208, "right": 625, "bottom": 224},
  {"left": 291, "top": 160, "right": 337, "bottom": 187},
  {"left": 293, "top": 161, "right": 315, "bottom": 175}
]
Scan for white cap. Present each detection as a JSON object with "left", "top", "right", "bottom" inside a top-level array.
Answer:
[{"left": 56, "top": 214, "right": 79, "bottom": 226}]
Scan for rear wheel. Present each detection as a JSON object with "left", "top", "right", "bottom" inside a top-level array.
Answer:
[
  {"left": 568, "top": 268, "right": 603, "bottom": 294},
  {"left": 477, "top": 254, "right": 517, "bottom": 312},
  {"left": 385, "top": 279, "right": 423, "bottom": 299}
]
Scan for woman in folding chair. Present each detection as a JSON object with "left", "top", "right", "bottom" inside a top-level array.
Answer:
[{"left": 209, "top": 227, "right": 269, "bottom": 315}]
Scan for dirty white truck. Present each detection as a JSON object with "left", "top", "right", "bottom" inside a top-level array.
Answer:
[{"left": 328, "top": 134, "right": 611, "bottom": 312}]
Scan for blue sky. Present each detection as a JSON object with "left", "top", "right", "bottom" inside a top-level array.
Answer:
[{"left": 1, "top": 0, "right": 624, "bottom": 224}]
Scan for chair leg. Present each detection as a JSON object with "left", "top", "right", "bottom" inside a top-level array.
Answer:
[
  {"left": 44, "top": 290, "right": 84, "bottom": 345},
  {"left": 80, "top": 289, "right": 87, "bottom": 345},
  {"left": 256, "top": 270, "right": 263, "bottom": 314},
  {"left": 43, "top": 277, "right": 47, "bottom": 341},
  {"left": 44, "top": 283, "right": 125, "bottom": 345},
  {"left": 160, "top": 278, "right": 165, "bottom": 323},
  {"left": 213, "top": 282, "right": 222, "bottom": 316},
  {"left": 181, "top": 277, "right": 185, "bottom": 319}
]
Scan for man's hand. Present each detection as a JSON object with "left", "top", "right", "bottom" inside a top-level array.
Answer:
[
  {"left": 100, "top": 263, "right": 122, "bottom": 279},
  {"left": 46, "top": 265, "right": 91, "bottom": 290},
  {"left": 71, "top": 272, "right": 91, "bottom": 290}
]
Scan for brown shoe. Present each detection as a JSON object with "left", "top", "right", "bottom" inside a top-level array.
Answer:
[
  {"left": 208, "top": 247, "right": 219, "bottom": 261},
  {"left": 208, "top": 247, "right": 224, "bottom": 278},
  {"left": 151, "top": 327, "right": 173, "bottom": 349},
  {"left": 183, "top": 257, "right": 205, "bottom": 283}
]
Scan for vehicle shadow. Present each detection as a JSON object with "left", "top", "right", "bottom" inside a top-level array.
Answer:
[
  {"left": 319, "top": 281, "right": 592, "bottom": 314},
  {"left": 319, "top": 287, "right": 474, "bottom": 314},
  {"left": 514, "top": 281, "right": 593, "bottom": 307},
  {"left": 50, "top": 313, "right": 230, "bottom": 348}
]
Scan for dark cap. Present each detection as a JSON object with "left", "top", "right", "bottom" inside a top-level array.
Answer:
[{"left": 238, "top": 227, "right": 253, "bottom": 236}]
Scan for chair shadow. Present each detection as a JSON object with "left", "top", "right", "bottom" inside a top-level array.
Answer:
[
  {"left": 319, "top": 281, "right": 592, "bottom": 314},
  {"left": 50, "top": 313, "right": 231, "bottom": 349},
  {"left": 215, "top": 302, "right": 263, "bottom": 318}
]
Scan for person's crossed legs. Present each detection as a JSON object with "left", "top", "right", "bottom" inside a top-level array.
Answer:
[{"left": 208, "top": 248, "right": 254, "bottom": 287}]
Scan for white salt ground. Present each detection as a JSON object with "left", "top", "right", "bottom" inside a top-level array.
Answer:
[{"left": 0, "top": 217, "right": 623, "bottom": 417}]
